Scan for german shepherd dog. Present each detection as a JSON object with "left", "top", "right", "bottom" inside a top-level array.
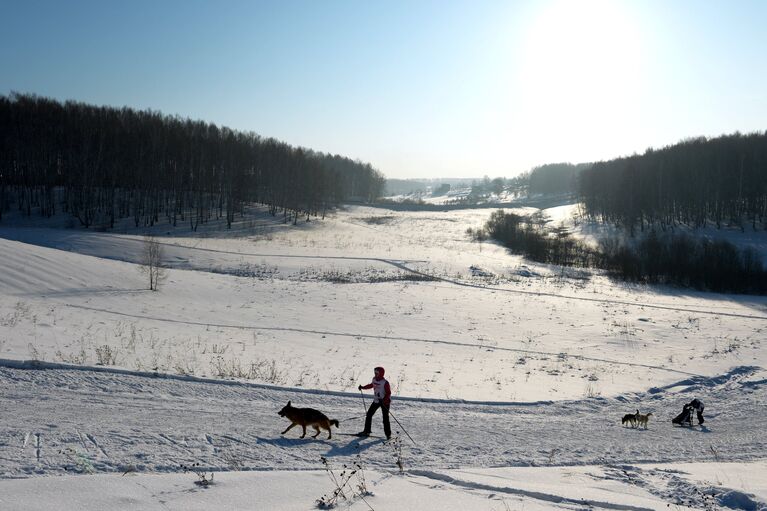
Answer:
[{"left": 278, "top": 401, "right": 339, "bottom": 439}]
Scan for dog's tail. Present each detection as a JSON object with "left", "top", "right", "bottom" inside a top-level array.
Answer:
[{"left": 330, "top": 419, "right": 339, "bottom": 428}]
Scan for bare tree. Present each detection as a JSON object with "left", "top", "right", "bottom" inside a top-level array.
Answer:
[{"left": 140, "top": 235, "right": 167, "bottom": 291}]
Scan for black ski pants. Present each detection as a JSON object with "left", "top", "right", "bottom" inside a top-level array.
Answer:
[
  {"left": 695, "top": 405, "right": 705, "bottom": 425},
  {"left": 363, "top": 401, "right": 391, "bottom": 438}
]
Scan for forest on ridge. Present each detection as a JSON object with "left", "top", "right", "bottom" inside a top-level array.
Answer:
[{"left": 0, "top": 93, "right": 385, "bottom": 228}]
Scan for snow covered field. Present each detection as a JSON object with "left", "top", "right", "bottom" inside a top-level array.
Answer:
[
  {"left": 1, "top": 204, "right": 766, "bottom": 510},
  {"left": 4, "top": 462, "right": 766, "bottom": 511}
]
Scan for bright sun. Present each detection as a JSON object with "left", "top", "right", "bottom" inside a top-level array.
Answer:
[{"left": 517, "top": 0, "right": 644, "bottom": 162}]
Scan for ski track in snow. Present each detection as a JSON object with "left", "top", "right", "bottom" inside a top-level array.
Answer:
[
  {"left": 59, "top": 303, "right": 699, "bottom": 377},
  {"left": 1, "top": 364, "right": 764, "bottom": 479},
  {"left": 406, "top": 470, "right": 656, "bottom": 511}
]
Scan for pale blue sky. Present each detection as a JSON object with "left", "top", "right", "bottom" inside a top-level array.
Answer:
[{"left": 2, "top": 0, "right": 766, "bottom": 178}]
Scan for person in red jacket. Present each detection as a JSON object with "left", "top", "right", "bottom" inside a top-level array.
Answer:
[{"left": 357, "top": 366, "right": 391, "bottom": 439}]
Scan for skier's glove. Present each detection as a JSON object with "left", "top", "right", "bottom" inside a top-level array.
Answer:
[{"left": 358, "top": 385, "right": 363, "bottom": 391}]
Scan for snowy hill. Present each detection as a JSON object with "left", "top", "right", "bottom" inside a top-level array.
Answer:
[{"left": 1, "top": 204, "right": 766, "bottom": 510}]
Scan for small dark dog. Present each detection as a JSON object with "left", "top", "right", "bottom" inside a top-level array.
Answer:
[
  {"left": 621, "top": 413, "right": 637, "bottom": 428},
  {"left": 621, "top": 409, "right": 640, "bottom": 428},
  {"left": 278, "top": 401, "right": 339, "bottom": 439}
]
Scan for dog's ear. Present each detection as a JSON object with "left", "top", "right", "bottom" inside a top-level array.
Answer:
[{"left": 287, "top": 400, "right": 291, "bottom": 407}]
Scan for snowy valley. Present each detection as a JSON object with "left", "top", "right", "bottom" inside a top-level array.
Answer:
[{"left": 1, "top": 204, "right": 766, "bottom": 510}]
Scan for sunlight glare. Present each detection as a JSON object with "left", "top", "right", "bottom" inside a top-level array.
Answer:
[{"left": 517, "top": 0, "right": 645, "bottom": 162}]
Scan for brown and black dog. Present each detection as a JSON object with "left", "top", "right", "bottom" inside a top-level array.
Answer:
[{"left": 278, "top": 401, "right": 339, "bottom": 439}]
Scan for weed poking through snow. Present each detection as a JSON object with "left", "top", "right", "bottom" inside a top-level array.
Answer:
[
  {"left": 316, "top": 455, "right": 373, "bottom": 510},
  {"left": 180, "top": 462, "right": 215, "bottom": 487},
  {"left": 390, "top": 432, "right": 404, "bottom": 473},
  {"left": 60, "top": 447, "right": 95, "bottom": 474},
  {"left": 95, "top": 344, "right": 118, "bottom": 365}
]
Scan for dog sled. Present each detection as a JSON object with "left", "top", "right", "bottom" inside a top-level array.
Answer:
[
  {"left": 672, "top": 404, "right": 694, "bottom": 426},
  {"left": 672, "top": 399, "right": 705, "bottom": 427}
]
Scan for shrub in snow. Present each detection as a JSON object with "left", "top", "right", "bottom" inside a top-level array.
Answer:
[
  {"left": 180, "top": 462, "right": 215, "bottom": 487},
  {"left": 316, "top": 455, "right": 373, "bottom": 510},
  {"left": 390, "top": 433, "right": 404, "bottom": 473},
  {"left": 95, "top": 344, "right": 118, "bottom": 365}
]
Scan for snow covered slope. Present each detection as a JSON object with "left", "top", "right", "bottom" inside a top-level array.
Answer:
[
  {"left": 6, "top": 463, "right": 766, "bottom": 511},
  {"left": 1, "top": 205, "right": 766, "bottom": 510},
  {"left": 1, "top": 362, "right": 765, "bottom": 509},
  {"left": 2, "top": 362, "right": 765, "bottom": 478},
  {"left": 2, "top": 205, "right": 766, "bottom": 402}
]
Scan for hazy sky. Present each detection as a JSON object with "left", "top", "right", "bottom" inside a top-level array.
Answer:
[{"left": 2, "top": 0, "right": 766, "bottom": 179}]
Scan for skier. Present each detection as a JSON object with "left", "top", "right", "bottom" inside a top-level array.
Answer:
[{"left": 357, "top": 366, "right": 392, "bottom": 440}]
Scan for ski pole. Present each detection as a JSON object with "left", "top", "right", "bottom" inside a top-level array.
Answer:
[
  {"left": 359, "top": 389, "right": 368, "bottom": 415},
  {"left": 339, "top": 414, "right": 366, "bottom": 423},
  {"left": 388, "top": 409, "right": 417, "bottom": 446}
]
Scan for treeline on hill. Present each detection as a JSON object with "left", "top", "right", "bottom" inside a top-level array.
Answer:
[
  {"left": 458, "top": 175, "right": 529, "bottom": 202},
  {"left": 383, "top": 175, "right": 532, "bottom": 201},
  {"left": 477, "top": 210, "right": 767, "bottom": 294},
  {"left": 0, "top": 93, "right": 385, "bottom": 229},
  {"left": 528, "top": 163, "right": 590, "bottom": 196},
  {"left": 579, "top": 132, "right": 767, "bottom": 233}
]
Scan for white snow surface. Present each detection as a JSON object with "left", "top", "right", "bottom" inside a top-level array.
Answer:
[{"left": 1, "top": 204, "right": 766, "bottom": 510}]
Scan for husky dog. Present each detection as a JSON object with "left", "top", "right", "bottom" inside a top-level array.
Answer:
[
  {"left": 278, "top": 401, "right": 339, "bottom": 439},
  {"left": 622, "top": 409, "right": 640, "bottom": 428},
  {"left": 622, "top": 412, "right": 637, "bottom": 427},
  {"left": 636, "top": 412, "right": 653, "bottom": 429}
]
